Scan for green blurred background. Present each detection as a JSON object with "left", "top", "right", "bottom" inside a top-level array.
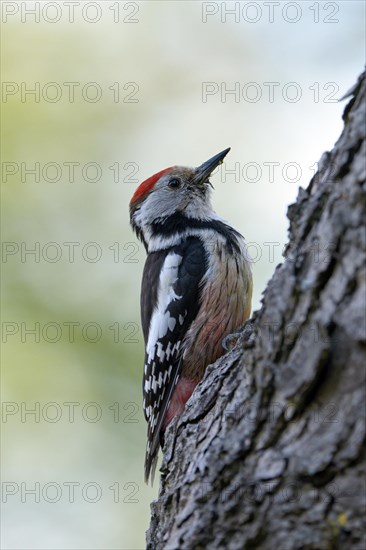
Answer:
[{"left": 1, "top": 1, "right": 365, "bottom": 548}]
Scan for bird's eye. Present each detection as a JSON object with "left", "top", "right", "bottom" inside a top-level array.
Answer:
[{"left": 168, "top": 177, "right": 181, "bottom": 189}]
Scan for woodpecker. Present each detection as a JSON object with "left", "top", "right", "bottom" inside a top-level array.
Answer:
[{"left": 129, "top": 148, "right": 252, "bottom": 484}]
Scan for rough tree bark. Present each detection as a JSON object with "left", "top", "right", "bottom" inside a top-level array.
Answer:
[{"left": 146, "top": 70, "right": 366, "bottom": 550}]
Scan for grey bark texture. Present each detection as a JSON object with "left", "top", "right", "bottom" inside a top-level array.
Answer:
[{"left": 146, "top": 70, "right": 366, "bottom": 550}]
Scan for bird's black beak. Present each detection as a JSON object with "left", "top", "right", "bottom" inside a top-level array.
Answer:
[{"left": 193, "top": 147, "right": 231, "bottom": 184}]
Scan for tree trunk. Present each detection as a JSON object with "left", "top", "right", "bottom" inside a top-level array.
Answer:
[{"left": 146, "top": 71, "right": 366, "bottom": 550}]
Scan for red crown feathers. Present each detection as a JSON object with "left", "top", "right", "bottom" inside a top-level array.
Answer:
[{"left": 130, "top": 167, "right": 173, "bottom": 205}]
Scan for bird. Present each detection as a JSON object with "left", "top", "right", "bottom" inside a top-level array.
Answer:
[{"left": 129, "top": 148, "right": 252, "bottom": 484}]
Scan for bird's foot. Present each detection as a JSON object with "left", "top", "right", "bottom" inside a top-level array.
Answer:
[
  {"left": 222, "top": 319, "right": 256, "bottom": 352},
  {"left": 222, "top": 331, "right": 242, "bottom": 352}
]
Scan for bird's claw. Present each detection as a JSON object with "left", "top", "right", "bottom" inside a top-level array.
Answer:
[{"left": 222, "top": 331, "right": 242, "bottom": 352}]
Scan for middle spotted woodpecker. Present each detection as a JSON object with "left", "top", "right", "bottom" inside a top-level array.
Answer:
[{"left": 129, "top": 148, "right": 252, "bottom": 483}]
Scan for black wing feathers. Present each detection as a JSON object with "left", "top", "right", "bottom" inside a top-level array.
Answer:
[
  {"left": 140, "top": 251, "right": 166, "bottom": 345},
  {"left": 142, "top": 237, "right": 207, "bottom": 483}
]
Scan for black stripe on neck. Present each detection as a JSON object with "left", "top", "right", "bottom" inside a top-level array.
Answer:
[{"left": 151, "top": 212, "right": 242, "bottom": 254}]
